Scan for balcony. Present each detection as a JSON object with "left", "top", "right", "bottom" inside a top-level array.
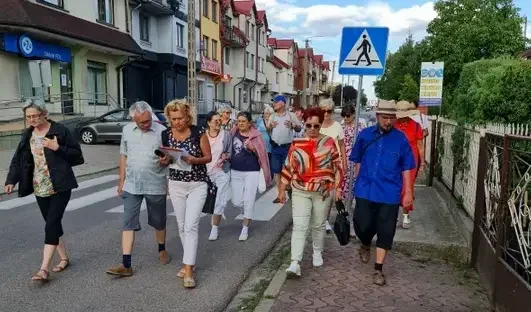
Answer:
[
  {"left": 130, "top": 0, "right": 174, "bottom": 15},
  {"left": 201, "top": 56, "right": 221, "bottom": 75},
  {"left": 221, "top": 21, "right": 247, "bottom": 48},
  {"left": 261, "top": 80, "right": 270, "bottom": 92},
  {"left": 321, "top": 73, "right": 327, "bottom": 81}
]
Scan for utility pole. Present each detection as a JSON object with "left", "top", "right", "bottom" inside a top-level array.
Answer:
[
  {"left": 187, "top": 0, "right": 197, "bottom": 109},
  {"left": 302, "top": 38, "right": 309, "bottom": 108},
  {"left": 339, "top": 75, "right": 344, "bottom": 106},
  {"left": 330, "top": 60, "right": 336, "bottom": 89},
  {"left": 524, "top": 16, "right": 528, "bottom": 39}
]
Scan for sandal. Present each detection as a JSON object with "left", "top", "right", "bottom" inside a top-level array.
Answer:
[
  {"left": 183, "top": 276, "right": 196, "bottom": 288},
  {"left": 31, "top": 269, "right": 49, "bottom": 282},
  {"left": 52, "top": 258, "right": 70, "bottom": 273},
  {"left": 177, "top": 266, "right": 196, "bottom": 279}
]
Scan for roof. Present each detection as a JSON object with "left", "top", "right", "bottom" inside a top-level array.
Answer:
[
  {"left": 322, "top": 61, "right": 330, "bottom": 71},
  {"left": 0, "top": 0, "right": 142, "bottom": 55},
  {"left": 232, "top": 0, "right": 258, "bottom": 17},
  {"left": 313, "top": 55, "right": 323, "bottom": 66},
  {"left": 271, "top": 55, "right": 289, "bottom": 69},
  {"left": 256, "top": 10, "right": 269, "bottom": 31}
]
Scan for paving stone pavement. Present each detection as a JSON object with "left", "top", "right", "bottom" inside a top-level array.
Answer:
[
  {"left": 269, "top": 236, "right": 490, "bottom": 312},
  {"left": 0, "top": 144, "right": 119, "bottom": 189}
]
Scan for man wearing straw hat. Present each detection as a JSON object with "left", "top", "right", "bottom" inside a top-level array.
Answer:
[{"left": 349, "top": 99, "right": 416, "bottom": 286}]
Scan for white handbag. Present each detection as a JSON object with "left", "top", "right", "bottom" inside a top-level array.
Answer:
[{"left": 258, "top": 169, "right": 267, "bottom": 193}]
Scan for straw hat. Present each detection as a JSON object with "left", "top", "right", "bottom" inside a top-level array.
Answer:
[
  {"left": 396, "top": 100, "right": 420, "bottom": 118},
  {"left": 375, "top": 99, "right": 397, "bottom": 115}
]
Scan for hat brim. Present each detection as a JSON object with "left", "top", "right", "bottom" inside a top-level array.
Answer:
[
  {"left": 396, "top": 109, "right": 420, "bottom": 118},
  {"left": 376, "top": 110, "right": 397, "bottom": 115}
]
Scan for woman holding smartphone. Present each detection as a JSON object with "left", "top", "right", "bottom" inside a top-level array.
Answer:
[{"left": 4, "top": 101, "right": 83, "bottom": 282}]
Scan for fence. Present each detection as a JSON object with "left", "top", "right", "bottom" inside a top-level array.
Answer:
[{"left": 432, "top": 116, "right": 531, "bottom": 311}]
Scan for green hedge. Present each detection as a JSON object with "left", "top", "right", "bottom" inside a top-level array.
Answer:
[{"left": 450, "top": 58, "right": 531, "bottom": 124}]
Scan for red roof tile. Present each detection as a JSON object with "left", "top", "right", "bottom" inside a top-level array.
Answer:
[
  {"left": 232, "top": 0, "right": 257, "bottom": 17},
  {"left": 322, "top": 61, "right": 330, "bottom": 70},
  {"left": 0, "top": 0, "right": 142, "bottom": 55},
  {"left": 314, "top": 55, "right": 323, "bottom": 66},
  {"left": 271, "top": 55, "right": 289, "bottom": 69},
  {"left": 256, "top": 10, "right": 269, "bottom": 30}
]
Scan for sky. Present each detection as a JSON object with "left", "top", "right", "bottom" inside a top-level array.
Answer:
[{"left": 255, "top": 0, "right": 531, "bottom": 101}]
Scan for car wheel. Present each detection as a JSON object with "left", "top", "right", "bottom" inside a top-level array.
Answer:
[{"left": 80, "top": 128, "right": 96, "bottom": 144}]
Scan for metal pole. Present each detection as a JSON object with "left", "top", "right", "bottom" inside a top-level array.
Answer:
[
  {"left": 188, "top": 0, "right": 197, "bottom": 109},
  {"left": 346, "top": 75, "right": 364, "bottom": 213},
  {"left": 339, "top": 75, "right": 344, "bottom": 106}
]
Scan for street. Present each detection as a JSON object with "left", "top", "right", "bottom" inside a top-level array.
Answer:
[{"left": 0, "top": 172, "right": 291, "bottom": 312}]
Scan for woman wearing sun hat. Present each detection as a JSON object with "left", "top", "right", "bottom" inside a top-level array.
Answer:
[{"left": 395, "top": 100, "right": 425, "bottom": 229}]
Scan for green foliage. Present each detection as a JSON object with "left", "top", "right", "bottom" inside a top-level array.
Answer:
[
  {"left": 450, "top": 124, "right": 470, "bottom": 178},
  {"left": 332, "top": 84, "right": 358, "bottom": 106},
  {"left": 435, "top": 136, "right": 444, "bottom": 179},
  {"left": 399, "top": 74, "right": 420, "bottom": 102}
]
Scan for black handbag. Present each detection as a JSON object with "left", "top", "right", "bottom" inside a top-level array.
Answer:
[
  {"left": 333, "top": 200, "right": 350, "bottom": 246},
  {"left": 202, "top": 179, "right": 218, "bottom": 214}
]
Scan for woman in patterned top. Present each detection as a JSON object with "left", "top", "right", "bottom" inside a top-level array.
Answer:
[
  {"left": 340, "top": 105, "right": 364, "bottom": 199},
  {"left": 162, "top": 99, "right": 212, "bottom": 288},
  {"left": 4, "top": 101, "right": 83, "bottom": 282},
  {"left": 218, "top": 105, "right": 234, "bottom": 131},
  {"left": 278, "top": 107, "right": 343, "bottom": 278}
]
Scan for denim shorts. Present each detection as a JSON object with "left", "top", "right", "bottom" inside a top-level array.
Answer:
[
  {"left": 122, "top": 191, "right": 167, "bottom": 231},
  {"left": 270, "top": 145, "right": 289, "bottom": 174}
]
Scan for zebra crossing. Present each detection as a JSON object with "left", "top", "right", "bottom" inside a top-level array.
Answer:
[{"left": 0, "top": 174, "right": 285, "bottom": 221}]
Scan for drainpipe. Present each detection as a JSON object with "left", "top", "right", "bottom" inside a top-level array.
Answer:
[
  {"left": 116, "top": 57, "right": 139, "bottom": 108},
  {"left": 233, "top": 29, "right": 250, "bottom": 109},
  {"left": 125, "top": 0, "right": 131, "bottom": 33}
]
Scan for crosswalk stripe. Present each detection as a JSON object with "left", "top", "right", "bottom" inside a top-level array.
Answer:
[
  {"left": 66, "top": 188, "right": 117, "bottom": 211},
  {"left": 0, "top": 174, "right": 119, "bottom": 211},
  {"left": 234, "top": 188, "right": 286, "bottom": 221}
]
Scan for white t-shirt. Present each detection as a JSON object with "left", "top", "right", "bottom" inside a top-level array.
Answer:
[
  {"left": 411, "top": 113, "right": 429, "bottom": 130},
  {"left": 320, "top": 121, "right": 344, "bottom": 155},
  {"left": 206, "top": 130, "right": 225, "bottom": 174},
  {"left": 268, "top": 111, "right": 300, "bottom": 145}
]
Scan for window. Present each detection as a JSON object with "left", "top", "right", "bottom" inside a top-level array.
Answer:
[
  {"left": 18, "top": 60, "right": 51, "bottom": 102},
  {"left": 102, "top": 111, "right": 125, "bottom": 122},
  {"left": 176, "top": 23, "right": 184, "bottom": 50},
  {"left": 251, "top": 24, "right": 255, "bottom": 40},
  {"left": 276, "top": 72, "right": 279, "bottom": 84},
  {"left": 211, "top": 0, "right": 218, "bottom": 23},
  {"left": 250, "top": 54, "right": 254, "bottom": 69},
  {"left": 97, "top": 0, "right": 114, "bottom": 24},
  {"left": 139, "top": 13, "right": 150, "bottom": 42},
  {"left": 212, "top": 40, "right": 218, "bottom": 60},
  {"left": 224, "top": 47, "right": 230, "bottom": 65},
  {"left": 260, "top": 58, "right": 264, "bottom": 72},
  {"left": 246, "top": 52, "right": 250, "bottom": 67},
  {"left": 87, "top": 61, "right": 107, "bottom": 105},
  {"left": 245, "top": 21, "right": 250, "bottom": 37},
  {"left": 202, "top": 0, "right": 208, "bottom": 17},
  {"left": 38, "top": 0, "right": 63, "bottom": 8},
  {"left": 203, "top": 36, "right": 209, "bottom": 57},
  {"left": 197, "top": 80, "right": 207, "bottom": 113}
]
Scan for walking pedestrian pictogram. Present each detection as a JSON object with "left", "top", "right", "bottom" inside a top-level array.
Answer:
[{"left": 339, "top": 27, "right": 389, "bottom": 76}]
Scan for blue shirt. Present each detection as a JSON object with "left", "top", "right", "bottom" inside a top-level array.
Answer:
[
  {"left": 256, "top": 117, "right": 271, "bottom": 153},
  {"left": 349, "top": 126, "right": 416, "bottom": 205}
]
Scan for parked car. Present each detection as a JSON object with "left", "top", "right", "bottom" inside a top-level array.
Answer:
[{"left": 76, "top": 108, "right": 167, "bottom": 144}]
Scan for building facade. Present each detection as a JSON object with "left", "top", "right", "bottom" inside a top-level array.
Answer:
[
  {"left": 0, "top": 0, "right": 142, "bottom": 120},
  {"left": 267, "top": 37, "right": 295, "bottom": 105}
]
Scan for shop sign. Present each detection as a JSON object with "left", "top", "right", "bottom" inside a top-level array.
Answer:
[
  {"left": 201, "top": 56, "right": 221, "bottom": 75},
  {"left": 2, "top": 34, "right": 72, "bottom": 63}
]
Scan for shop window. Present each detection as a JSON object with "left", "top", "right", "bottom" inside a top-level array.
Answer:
[
  {"left": 139, "top": 13, "right": 150, "bottom": 42},
  {"left": 98, "top": 0, "right": 114, "bottom": 25},
  {"left": 87, "top": 61, "right": 107, "bottom": 105},
  {"left": 18, "top": 60, "right": 51, "bottom": 102}
]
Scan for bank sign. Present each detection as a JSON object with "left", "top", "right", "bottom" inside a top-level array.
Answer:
[
  {"left": 419, "top": 62, "right": 444, "bottom": 106},
  {"left": 2, "top": 34, "right": 72, "bottom": 63}
]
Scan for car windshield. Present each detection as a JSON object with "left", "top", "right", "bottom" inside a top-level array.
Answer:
[{"left": 154, "top": 112, "right": 167, "bottom": 122}]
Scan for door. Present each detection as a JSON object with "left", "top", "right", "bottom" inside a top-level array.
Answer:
[
  {"left": 94, "top": 110, "right": 128, "bottom": 140},
  {"left": 206, "top": 84, "right": 214, "bottom": 112},
  {"left": 59, "top": 62, "right": 74, "bottom": 114}
]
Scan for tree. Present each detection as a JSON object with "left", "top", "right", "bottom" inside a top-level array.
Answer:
[
  {"left": 360, "top": 90, "right": 368, "bottom": 107},
  {"left": 398, "top": 74, "right": 419, "bottom": 103},
  {"left": 332, "top": 84, "right": 357, "bottom": 106}
]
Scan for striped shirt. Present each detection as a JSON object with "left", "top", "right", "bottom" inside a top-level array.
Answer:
[{"left": 280, "top": 135, "right": 343, "bottom": 195}]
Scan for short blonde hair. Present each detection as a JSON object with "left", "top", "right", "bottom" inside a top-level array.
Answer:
[
  {"left": 164, "top": 98, "right": 197, "bottom": 125},
  {"left": 263, "top": 105, "right": 274, "bottom": 115},
  {"left": 318, "top": 98, "right": 335, "bottom": 110}
]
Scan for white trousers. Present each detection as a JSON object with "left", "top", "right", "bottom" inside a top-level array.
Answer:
[
  {"left": 208, "top": 170, "right": 231, "bottom": 216},
  {"left": 230, "top": 170, "right": 259, "bottom": 220},
  {"left": 168, "top": 180, "right": 207, "bottom": 266},
  {"left": 291, "top": 189, "right": 331, "bottom": 261}
]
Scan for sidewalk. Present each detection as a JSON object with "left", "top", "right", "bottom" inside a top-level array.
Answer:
[
  {"left": 255, "top": 186, "right": 490, "bottom": 312},
  {"left": 0, "top": 144, "right": 119, "bottom": 193}
]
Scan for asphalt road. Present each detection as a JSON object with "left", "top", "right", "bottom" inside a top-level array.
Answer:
[{"left": 0, "top": 172, "right": 291, "bottom": 312}]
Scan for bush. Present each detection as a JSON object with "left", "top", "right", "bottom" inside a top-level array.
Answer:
[{"left": 450, "top": 58, "right": 531, "bottom": 124}]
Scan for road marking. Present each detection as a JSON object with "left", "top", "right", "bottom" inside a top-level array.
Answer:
[
  {"left": 66, "top": 188, "right": 118, "bottom": 211},
  {"left": 235, "top": 188, "right": 286, "bottom": 221},
  {"left": 0, "top": 174, "right": 119, "bottom": 211}
]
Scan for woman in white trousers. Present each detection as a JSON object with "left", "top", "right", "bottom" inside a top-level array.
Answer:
[
  {"left": 162, "top": 99, "right": 212, "bottom": 288},
  {"left": 229, "top": 111, "right": 272, "bottom": 241},
  {"left": 278, "top": 107, "right": 343, "bottom": 278},
  {"left": 204, "top": 111, "right": 232, "bottom": 241}
]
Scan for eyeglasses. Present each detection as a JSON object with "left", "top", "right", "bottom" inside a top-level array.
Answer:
[
  {"left": 25, "top": 114, "right": 42, "bottom": 120},
  {"left": 342, "top": 114, "right": 352, "bottom": 118},
  {"left": 323, "top": 109, "right": 333, "bottom": 114},
  {"left": 305, "top": 123, "right": 321, "bottom": 130}
]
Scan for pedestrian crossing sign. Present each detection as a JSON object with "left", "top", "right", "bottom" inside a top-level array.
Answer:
[{"left": 339, "top": 27, "right": 389, "bottom": 76}]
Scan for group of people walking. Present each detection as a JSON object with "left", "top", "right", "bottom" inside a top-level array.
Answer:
[{"left": 4, "top": 95, "right": 427, "bottom": 288}]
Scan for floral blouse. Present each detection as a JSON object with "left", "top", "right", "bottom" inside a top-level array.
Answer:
[
  {"left": 221, "top": 119, "right": 234, "bottom": 131},
  {"left": 340, "top": 123, "right": 360, "bottom": 199},
  {"left": 281, "top": 136, "right": 343, "bottom": 196},
  {"left": 30, "top": 133, "right": 55, "bottom": 197},
  {"left": 167, "top": 126, "right": 208, "bottom": 182}
]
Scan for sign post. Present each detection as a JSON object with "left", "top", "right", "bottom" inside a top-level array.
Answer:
[
  {"left": 338, "top": 26, "right": 389, "bottom": 215},
  {"left": 419, "top": 62, "right": 444, "bottom": 113}
]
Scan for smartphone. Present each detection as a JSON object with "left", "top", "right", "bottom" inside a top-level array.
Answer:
[
  {"left": 154, "top": 149, "right": 165, "bottom": 158},
  {"left": 45, "top": 134, "right": 55, "bottom": 140}
]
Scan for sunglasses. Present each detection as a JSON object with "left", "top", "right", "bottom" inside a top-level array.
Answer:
[
  {"left": 305, "top": 123, "right": 321, "bottom": 130},
  {"left": 323, "top": 109, "right": 333, "bottom": 114}
]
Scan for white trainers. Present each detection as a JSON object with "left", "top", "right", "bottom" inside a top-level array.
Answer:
[
  {"left": 325, "top": 220, "right": 332, "bottom": 233},
  {"left": 286, "top": 261, "right": 301, "bottom": 278},
  {"left": 312, "top": 252, "right": 324, "bottom": 267},
  {"left": 239, "top": 226, "right": 249, "bottom": 241},
  {"left": 402, "top": 214, "right": 411, "bottom": 229},
  {"left": 209, "top": 226, "right": 218, "bottom": 241}
]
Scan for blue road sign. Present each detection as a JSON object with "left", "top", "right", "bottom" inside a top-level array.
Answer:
[{"left": 338, "top": 27, "right": 389, "bottom": 76}]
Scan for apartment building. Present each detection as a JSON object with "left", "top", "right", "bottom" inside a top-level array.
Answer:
[
  {"left": 0, "top": 0, "right": 142, "bottom": 120},
  {"left": 320, "top": 60, "right": 331, "bottom": 102},
  {"left": 267, "top": 38, "right": 295, "bottom": 105},
  {"left": 122, "top": 0, "right": 201, "bottom": 110},
  {"left": 220, "top": 0, "right": 269, "bottom": 112},
  {"left": 263, "top": 44, "right": 289, "bottom": 103}
]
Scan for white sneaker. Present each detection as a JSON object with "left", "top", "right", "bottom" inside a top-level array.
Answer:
[
  {"left": 325, "top": 220, "right": 332, "bottom": 233},
  {"left": 209, "top": 226, "right": 218, "bottom": 241},
  {"left": 402, "top": 214, "right": 411, "bottom": 229},
  {"left": 286, "top": 261, "right": 301, "bottom": 278},
  {"left": 239, "top": 227, "right": 249, "bottom": 241},
  {"left": 312, "top": 252, "right": 324, "bottom": 267}
]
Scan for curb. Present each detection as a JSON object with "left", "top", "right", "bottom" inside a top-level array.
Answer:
[
  {"left": 254, "top": 264, "right": 289, "bottom": 312},
  {"left": 0, "top": 166, "right": 118, "bottom": 196}
]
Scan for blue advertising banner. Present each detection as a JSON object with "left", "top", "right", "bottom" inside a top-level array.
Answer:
[
  {"left": 419, "top": 62, "right": 444, "bottom": 106},
  {"left": 2, "top": 34, "right": 71, "bottom": 63}
]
